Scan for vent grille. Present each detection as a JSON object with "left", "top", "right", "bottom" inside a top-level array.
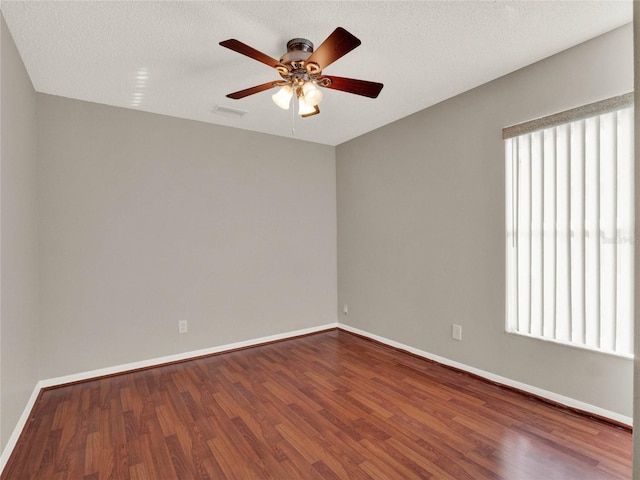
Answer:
[{"left": 212, "top": 105, "right": 248, "bottom": 119}]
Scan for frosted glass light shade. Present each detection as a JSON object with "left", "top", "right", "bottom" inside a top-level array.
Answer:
[
  {"left": 298, "top": 96, "right": 316, "bottom": 116},
  {"left": 272, "top": 85, "right": 293, "bottom": 109},
  {"left": 302, "top": 82, "right": 323, "bottom": 106}
]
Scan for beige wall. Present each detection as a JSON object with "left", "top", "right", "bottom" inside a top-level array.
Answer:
[
  {"left": 337, "top": 24, "right": 633, "bottom": 417},
  {"left": 36, "top": 94, "right": 337, "bottom": 379},
  {"left": 0, "top": 15, "right": 40, "bottom": 449}
]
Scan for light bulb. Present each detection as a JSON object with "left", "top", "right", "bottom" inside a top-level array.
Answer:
[
  {"left": 302, "top": 82, "right": 323, "bottom": 106},
  {"left": 272, "top": 85, "right": 293, "bottom": 109}
]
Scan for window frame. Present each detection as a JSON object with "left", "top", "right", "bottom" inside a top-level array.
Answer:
[{"left": 503, "top": 93, "right": 634, "bottom": 359}]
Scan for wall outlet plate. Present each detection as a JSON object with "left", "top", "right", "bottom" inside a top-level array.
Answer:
[
  {"left": 179, "top": 320, "right": 188, "bottom": 334},
  {"left": 452, "top": 324, "right": 462, "bottom": 341}
]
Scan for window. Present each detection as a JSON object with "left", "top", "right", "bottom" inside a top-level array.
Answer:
[{"left": 504, "top": 94, "right": 634, "bottom": 357}]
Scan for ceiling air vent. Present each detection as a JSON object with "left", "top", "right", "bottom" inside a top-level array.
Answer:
[{"left": 212, "top": 105, "right": 248, "bottom": 119}]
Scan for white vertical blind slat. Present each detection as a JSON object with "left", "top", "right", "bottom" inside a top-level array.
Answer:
[
  {"left": 543, "top": 128, "right": 557, "bottom": 340},
  {"left": 555, "top": 124, "right": 571, "bottom": 342},
  {"left": 505, "top": 140, "right": 516, "bottom": 332},
  {"left": 616, "top": 108, "right": 634, "bottom": 353},
  {"left": 530, "top": 131, "right": 544, "bottom": 337},
  {"left": 600, "top": 113, "right": 616, "bottom": 351},
  {"left": 584, "top": 117, "right": 600, "bottom": 349},
  {"left": 570, "top": 120, "right": 586, "bottom": 345},
  {"left": 518, "top": 135, "right": 532, "bottom": 334}
]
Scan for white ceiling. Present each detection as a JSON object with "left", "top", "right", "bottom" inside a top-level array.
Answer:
[{"left": 1, "top": 1, "right": 632, "bottom": 146}]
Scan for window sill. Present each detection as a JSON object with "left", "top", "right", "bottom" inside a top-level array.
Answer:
[{"left": 506, "top": 330, "right": 634, "bottom": 360}]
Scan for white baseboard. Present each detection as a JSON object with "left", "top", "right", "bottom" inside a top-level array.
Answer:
[
  {"left": 338, "top": 323, "right": 633, "bottom": 427},
  {"left": 0, "top": 381, "right": 42, "bottom": 473},
  {"left": 39, "top": 323, "right": 339, "bottom": 389},
  {"left": 0, "top": 322, "right": 339, "bottom": 474}
]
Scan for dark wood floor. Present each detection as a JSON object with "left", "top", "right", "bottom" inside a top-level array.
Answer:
[{"left": 2, "top": 329, "right": 632, "bottom": 479}]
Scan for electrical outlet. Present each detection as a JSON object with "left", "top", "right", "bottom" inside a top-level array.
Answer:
[
  {"left": 179, "top": 320, "right": 188, "bottom": 334},
  {"left": 452, "top": 324, "right": 462, "bottom": 341},
  {"left": 343, "top": 304, "right": 349, "bottom": 314}
]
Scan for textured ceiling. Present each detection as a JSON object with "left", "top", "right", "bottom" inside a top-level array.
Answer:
[{"left": 1, "top": 1, "right": 632, "bottom": 146}]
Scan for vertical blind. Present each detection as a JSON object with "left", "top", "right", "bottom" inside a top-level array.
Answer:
[{"left": 504, "top": 96, "right": 634, "bottom": 356}]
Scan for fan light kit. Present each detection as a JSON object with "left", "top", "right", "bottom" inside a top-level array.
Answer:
[{"left": 219, "top": 27, "right": 383, "bottom": 118}]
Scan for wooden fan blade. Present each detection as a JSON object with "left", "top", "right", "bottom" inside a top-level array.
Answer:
[
  {"left": 321, "top": 76, "right": 383, "bottom": 98},
  {"left": 220, "top": 39, "right": 286, "bottom": 70},
  {"left": 226, "top": 81, "right": 280, "bottom": 99},
  {"left": 305, "top": 27, "right": 361, "bottom": 70}
]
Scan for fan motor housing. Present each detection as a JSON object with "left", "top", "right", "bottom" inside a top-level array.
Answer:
[{"left": 279, "top": 38, "right": 314, "bottom": 64}]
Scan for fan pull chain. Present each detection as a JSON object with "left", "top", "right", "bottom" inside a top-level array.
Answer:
[{"left": 291, "top": 94, "right": 296, "bottom": 136}]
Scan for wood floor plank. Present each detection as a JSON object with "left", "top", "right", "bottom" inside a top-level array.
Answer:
[{"left": 2, "top": 329, "right": 632, "bottom": 479}]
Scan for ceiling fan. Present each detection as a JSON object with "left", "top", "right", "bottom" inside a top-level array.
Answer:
[{"left": 219, "top": 27, "right": 383, "bottom": 118}]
